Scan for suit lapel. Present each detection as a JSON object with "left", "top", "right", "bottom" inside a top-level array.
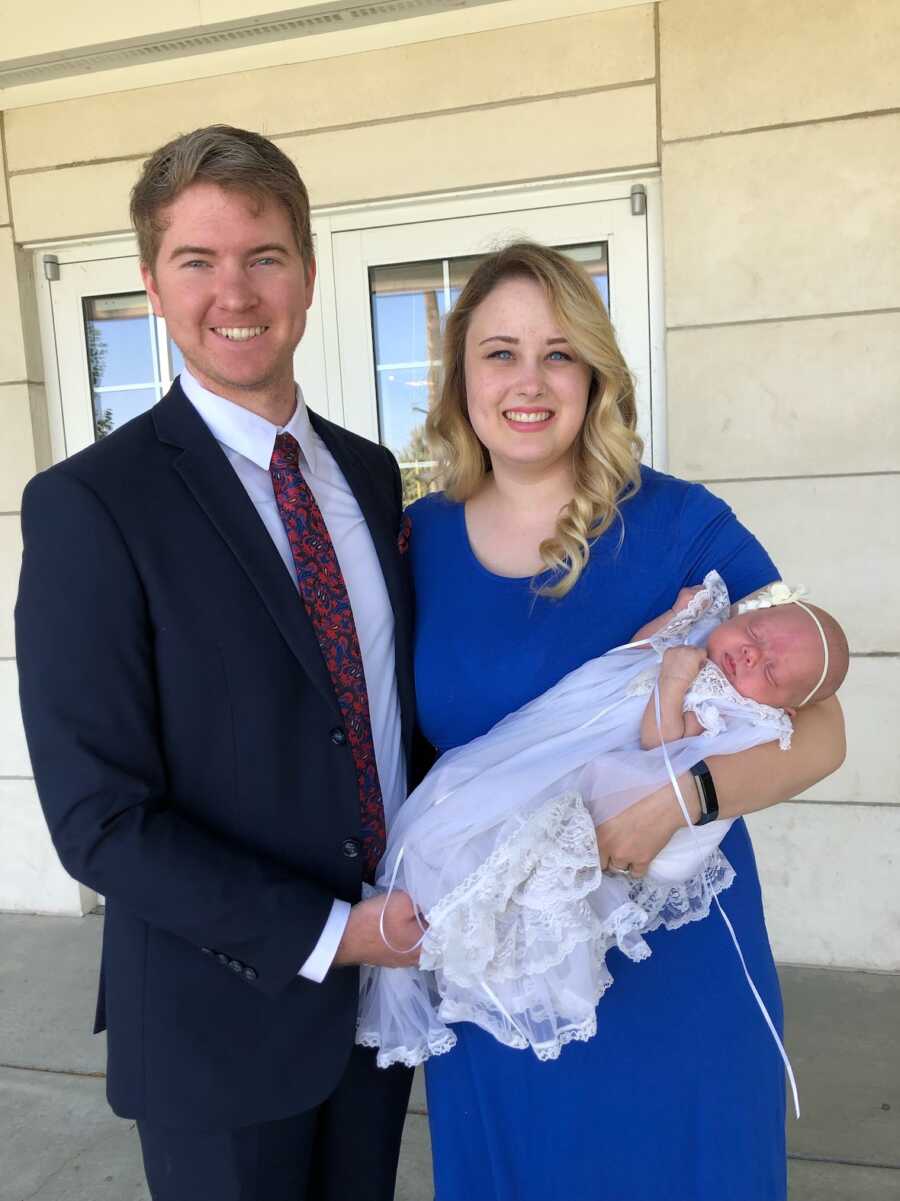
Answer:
[{"left": 152, "top": 385, "right": 342, "bottom": 718}]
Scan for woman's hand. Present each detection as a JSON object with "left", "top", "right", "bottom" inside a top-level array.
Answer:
[
  {"left": 597, "top": 774, "right": 700, "bottom": 877},
  {"left": 601, "top": 694, "right": 846, "bottom": 876}
]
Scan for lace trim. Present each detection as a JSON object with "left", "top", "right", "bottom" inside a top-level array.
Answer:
[
  {"left": 684, "top": 661, "right": 794, "bottom": 749},
  {"left": 631, "top": 848, "right": 736, "bottom": 935},
  {"left": 649, "top": 570, "right": 731, "bottom": 654},
  {"left": 356, "top": 1028, "right": 458, "bottom": 1070},
  {"left": 421, "top": 792, "right": 605, "bottom": 986},
  {"left": 436, "top": 997, "right": 603, "bottom": 1063},
  {"left": 358, "top": 793, "right": 739, "bottom": 1068}
]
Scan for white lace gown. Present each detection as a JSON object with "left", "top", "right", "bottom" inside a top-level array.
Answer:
[{"left": 357, "top": 572, "right": 793, "bottom": 1068}]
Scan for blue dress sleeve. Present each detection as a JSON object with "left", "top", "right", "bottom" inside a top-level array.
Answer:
[{"left": 675, "top": 482, "right": 779, "bottom": 602}]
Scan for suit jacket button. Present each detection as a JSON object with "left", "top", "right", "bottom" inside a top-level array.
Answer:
[
  {"left": 216, "top": 952, "right": 229, "bottom": 966},
  {"left": 330, "top": 727, "right": 347, "bottom": 746},
  {"left": 243, "top": 966, "right": 258, "bottom": 982},
  {"left": 227, "top": 958, "right": 243, "bottom": 974},
  {"left": 342, "top": 838, "right": 361, "bottom": 859}
]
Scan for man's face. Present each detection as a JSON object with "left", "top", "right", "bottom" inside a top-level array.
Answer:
[{"left": 141, "top": 182, "right": 315, "bottom": 411}]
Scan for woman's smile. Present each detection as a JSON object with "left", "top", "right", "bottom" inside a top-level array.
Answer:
[{"left": 501, "top": 406, "right": 555, "bottom": 430}]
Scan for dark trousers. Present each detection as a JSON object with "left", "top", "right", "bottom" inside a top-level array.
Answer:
[{"left": 137, "top": 1045, "right": 413, "bottom": 1201}]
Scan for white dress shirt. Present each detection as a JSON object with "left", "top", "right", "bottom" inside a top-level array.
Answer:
[{"left": 181, "top": 368, "right": 406, "bottom": 981}]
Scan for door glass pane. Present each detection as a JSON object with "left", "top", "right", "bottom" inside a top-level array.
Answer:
[
  {"left": 169, "top": 337, "right": 185, "bottom": 378},
  {"left": 369, "top": 243, "right": 608, "bottom": 503},
  {"left": 83, "top": 293, "right": 163, "bottom": 440},
  {"left": 369, "top": 262, "right": 445, "bottom": 506},
  {"left": 92, "top": 388, "right": 161, "bottom": 437},
  {"left": 561, "top": 243, "right": 609, "bottom": 311}
]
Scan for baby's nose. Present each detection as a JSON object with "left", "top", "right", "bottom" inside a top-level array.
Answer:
[{"left": 742, "top": 644, "right": 760, "bottom": 667}]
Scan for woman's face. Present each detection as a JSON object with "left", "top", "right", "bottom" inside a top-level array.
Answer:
[{"left": 462, "top": 276, "right": 592, "bottom": 480}]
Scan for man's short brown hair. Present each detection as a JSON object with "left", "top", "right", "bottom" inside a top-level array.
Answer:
[{"left": 130, "top": 125, "right": 313, "bottom": 269}]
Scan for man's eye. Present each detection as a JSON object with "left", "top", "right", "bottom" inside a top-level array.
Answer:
[
  {"left": 182, "top": 260, "right": 209, "bottom": 269},
  {"left": 253, "top": 257, "right": 278, "bottom": 267}
]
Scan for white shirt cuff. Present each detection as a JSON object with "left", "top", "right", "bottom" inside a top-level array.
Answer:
[{"left": 297, "top": 899, "right": 351, "bottom": 983}]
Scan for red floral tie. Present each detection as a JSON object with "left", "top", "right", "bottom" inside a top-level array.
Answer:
[{"left": 270, "top": 432, "right": 385, "bottom": 879}]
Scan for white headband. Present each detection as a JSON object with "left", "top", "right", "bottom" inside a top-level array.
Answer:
[{"left": 736, "top": 582, "right": 828, "bottom": 707}]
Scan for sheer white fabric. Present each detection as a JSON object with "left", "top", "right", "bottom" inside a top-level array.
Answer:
[{"left": 357, "top": 572, "right": 793, "bottom": 1067}]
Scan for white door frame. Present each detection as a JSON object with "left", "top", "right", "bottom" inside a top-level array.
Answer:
[{"left": 32, "top": 171, "right": 666, "bottom": 467}]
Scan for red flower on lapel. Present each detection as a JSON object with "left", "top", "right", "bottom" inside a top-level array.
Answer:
[{"left": 397, "top": 512, "right": 412, "bottom": 556}]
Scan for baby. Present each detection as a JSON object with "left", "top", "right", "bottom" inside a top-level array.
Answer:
[
  {"left": 357, "top": 575, "right": 849, "bottom": 1071},
  {"left": 635, "top": 582, "right": 849, "bottom": 749}
]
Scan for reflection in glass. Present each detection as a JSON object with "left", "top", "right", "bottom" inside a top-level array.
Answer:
[
  {"left": 370, "top": 244, "right": 609, "bottom": 504},
  {"left": 369, "top": 262, "right": 444, "bottom": 506},
  {"left": 83, "top": 293, "right": 162, "bottom": 440},
  {"left": 559, "top": 243, "right": 610, "bottom": 311}
]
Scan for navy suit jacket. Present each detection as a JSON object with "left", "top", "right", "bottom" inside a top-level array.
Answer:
[{"left": 15, "top": 381, "right": 416, "bottom": 1130}]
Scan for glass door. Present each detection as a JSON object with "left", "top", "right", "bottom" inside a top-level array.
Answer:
[{"left": 332, "top": 198, "right": 651, "bottom": 503}]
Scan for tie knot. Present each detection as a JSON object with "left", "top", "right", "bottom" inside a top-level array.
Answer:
[{"left": 271, "top": 431, "right": 301, "bottom": 472}]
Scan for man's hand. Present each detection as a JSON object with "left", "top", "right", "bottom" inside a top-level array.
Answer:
[
  {"left": 332, "top": 890, "right": 424, "bottom": 969},
  {"left": 596, "top": 773, "right": 701, "bottom": 877}
]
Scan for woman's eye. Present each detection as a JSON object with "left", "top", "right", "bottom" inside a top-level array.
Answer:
[
  {"left": 487, "top": 349, "right": 512, "bottom": 360},
  {"left": 547, "top": 350, "right": 573, "bottom": 361}
]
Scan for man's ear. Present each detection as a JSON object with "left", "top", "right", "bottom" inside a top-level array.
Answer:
[
  {"left": 304, "top": 256, "right": 317, "bottom": 312},
  {"left": 140, "top": 262, "right": 163, "bottom": 317}
]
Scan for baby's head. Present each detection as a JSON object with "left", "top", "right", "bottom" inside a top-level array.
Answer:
[{"left": 706, "top": 597, "right": 849, "bottom": 713}]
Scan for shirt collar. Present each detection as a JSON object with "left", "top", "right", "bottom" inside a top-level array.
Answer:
[{"left": 180, "top": 366, "right": 318, "bottom": 475}]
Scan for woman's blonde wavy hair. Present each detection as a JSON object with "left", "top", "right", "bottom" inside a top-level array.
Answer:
[{"left": 426, "top": 241, "right": 643, "bottom": 597}]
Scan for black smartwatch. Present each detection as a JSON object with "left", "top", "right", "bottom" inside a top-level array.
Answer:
[{"left": 690, "top": 759, "right": 719, "bottom": 825}]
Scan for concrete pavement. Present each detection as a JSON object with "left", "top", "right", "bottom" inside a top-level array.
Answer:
[{"left": 1, "top": 913, "right": 897, "bottom": 1200}]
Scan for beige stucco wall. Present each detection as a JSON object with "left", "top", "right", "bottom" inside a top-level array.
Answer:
[
  {"left": 659, "top": 0, "right": 899, "bottom": 968},
  {"left": 0, "top": 119, "right": 81, "bottom": 912},
  {"left": 0, "top": 1, "right": 896, "bottom": 966}
]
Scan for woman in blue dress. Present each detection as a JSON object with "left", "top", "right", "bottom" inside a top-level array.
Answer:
[{"left": 405, "top": 243, "right": 845, "bottom": 1201}]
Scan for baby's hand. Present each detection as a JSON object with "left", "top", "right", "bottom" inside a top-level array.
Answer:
[
  {"left": 659, "top": 645, "right": 707, "bottom": 685},
  {"left": 672, "top": 585, "right": 704, "bottom": 613}
]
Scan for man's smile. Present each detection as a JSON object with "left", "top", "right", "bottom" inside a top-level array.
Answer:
[{"left": 211, "top": 325, "right": 270, "bottom": 341}]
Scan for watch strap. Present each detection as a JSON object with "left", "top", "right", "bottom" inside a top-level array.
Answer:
[{"left": 690, "top": 759, "right": 719, "bottom": 825}]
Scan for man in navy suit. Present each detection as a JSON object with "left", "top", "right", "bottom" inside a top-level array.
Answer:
[{"left": 15, "top": 126, "right": 423, "bottom": 1201}]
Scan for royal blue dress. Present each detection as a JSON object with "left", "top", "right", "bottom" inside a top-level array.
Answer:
[{"left": 408, "top": 467, "right": 787, "bottom": 1201}]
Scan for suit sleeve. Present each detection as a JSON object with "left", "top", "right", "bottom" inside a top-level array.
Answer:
[{"left": 15, "top": 468, "right": 335, "bottom": 999}]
